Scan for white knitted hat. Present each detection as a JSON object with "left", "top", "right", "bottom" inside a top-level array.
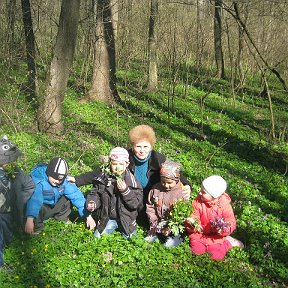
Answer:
[
  {"left": 109, "top": 147, "right": 129, "bottom": 163},
  {"left": 202, "top": 175, "right": 227, "bottom": 198}
]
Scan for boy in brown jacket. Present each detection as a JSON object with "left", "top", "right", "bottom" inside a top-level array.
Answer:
[{"left": 145, "top": 160, "right": 185, "bottom": 247}]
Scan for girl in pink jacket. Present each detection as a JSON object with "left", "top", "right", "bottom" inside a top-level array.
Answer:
[{"left": 185, "top": 175, "right": 243, "bottom": 260}]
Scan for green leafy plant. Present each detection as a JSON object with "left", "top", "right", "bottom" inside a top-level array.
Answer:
[
  {"left": 167, "top": 198, "right": 194, "bottom": 235},
  {"left": 99, "top": 155, "right": 122, "bottom": 180},
  {"left": 4, "top": 162, "right": 18, "bottom": 179},
  {"left": 99, "top": 155, "right": 110, "bottom": 174}
]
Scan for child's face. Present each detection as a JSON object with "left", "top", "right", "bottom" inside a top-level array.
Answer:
[
  {"left": 199, "top": 185, "right": 214, "bottom": 202},
  {"left": 132, "top": 140, "right": 152, "bottom": 160},
  {"left": 48, "top": 176, "right": 64, "bottom": 187},
  {"left": 110, "top": 160, "right": 128, "bottom": 175},
  {"left": 160, "top": 177, "right": 177, "bottom": 191}
]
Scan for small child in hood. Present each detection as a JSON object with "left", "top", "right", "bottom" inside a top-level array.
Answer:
[
  {"left": 25, "top": 157, "right": 95, "bottom": 235},
  {"left": 185, "top": 175, "right": 244, "bottom": 260},
  {"left": 86, "top": 147, "right": 143, "bottom": 239},
  {"left": 0, "top": 135, "right": 35, "bottom": 267},
  {"left": 145, "top": 160, "right": 185, "bottom": 247}
]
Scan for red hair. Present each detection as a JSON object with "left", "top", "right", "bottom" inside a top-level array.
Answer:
[{"left": 128, "top": 125, "right": 156, "bottom": 146}]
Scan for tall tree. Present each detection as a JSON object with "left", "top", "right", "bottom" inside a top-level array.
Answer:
[
  {"left": 196, "top": 0, "right": 205, "bottom": 70},
  {"left": 37, "top": 0, "right": 80, "bottom": 134},
  {"left": 147, "top": 0, "right": 158, "bottom": 91},
  {"left": 111, "top": 0, "right": 119, "bottom": 40},
  {"left": 21, "top": 0, "right": 37, "bottom": 101},
  {"left": 7, "top": 0, "right": 16, "bottom": 60},
  {"left": 233, "top": 1, "right": 248, "bottom": 86},
  {"left": 85, "top": 0, "right": 120, "bottom": 103},
  {"left": 214, "top": 0, "right": 225, "bottom": 79}
]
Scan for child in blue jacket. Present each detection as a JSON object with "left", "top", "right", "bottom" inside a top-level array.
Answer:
[{"left": 25, "top": 157, "right": 95, "bottom": 235}]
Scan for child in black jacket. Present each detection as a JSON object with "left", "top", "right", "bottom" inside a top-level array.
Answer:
[
  {"left": 86, "top": 147, "right": 143, "bottom": 239},
  {"left": 0, "top": 135, "right": 34, "bottom": 267}
]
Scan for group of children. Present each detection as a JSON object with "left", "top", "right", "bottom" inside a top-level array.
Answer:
[{"left": 0, "top": 135, "right": 243, "bottom": 267}]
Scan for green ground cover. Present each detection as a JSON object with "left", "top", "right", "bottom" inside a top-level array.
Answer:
[{"left": 0, "top": 66, "right": 287, "bottom": 287}]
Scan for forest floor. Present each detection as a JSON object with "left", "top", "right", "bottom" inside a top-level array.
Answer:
[{"left": 0, "top": 66, "right": 287, "bottom": 287}]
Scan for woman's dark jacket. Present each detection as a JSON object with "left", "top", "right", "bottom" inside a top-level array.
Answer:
[
  {"left": 74, "top": 167, "right": 102, "bottom": 187},
  {"left": 128, "top": 149, "right": 191, "bottom": 206},
  {"left": 86, "top": 169, "right": 143, "bottom": 236}
]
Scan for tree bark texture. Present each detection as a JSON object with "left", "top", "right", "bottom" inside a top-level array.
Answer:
[
  {"left": 111, "top": 0, "right": 118, "bottom": 40},
  {"left": 7, "top": 0, "right": 17, "bottom": 59},
  {"left": 233, "top": 1, "right": 248, "bottom": 86},
  {"left": 21, "top": 0, "right": 37, "bottom": 101},
  {"left": 38, "top": 0, "right": 80, "bottom": 134},
  {"left": 86, "top": 0, "right": 120, "bottom": 103},
  {"left": 196, "top": 0, "right": 205, "bottom": 69},
  {"left": 214, "top": 0, "right": 225, "bottom": 79},
  {"left": 147, "top": 0, "right": 158, "bottom": 91}
]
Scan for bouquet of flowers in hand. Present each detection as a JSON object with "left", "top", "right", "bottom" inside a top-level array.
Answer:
[
  {"left": 168, "top": 198, "right": 193, "bottom": 235},
  {"left": 210, "top": 217, "right": 231, "bottom": 233},
  {"left": 99, "top": 155, "right": 122, "bottom": 180},
  {"left": 99, "top": 155, "right": 110, "bottom": 174},
  {"left": 5, "top": 162, "right": 18, "bottom": 179},
  {"left": 155, "top": 220, "right": 171, "bottom": 236},
  {"left": 184, "top": 216, "right": 201, "bottom": 232}
]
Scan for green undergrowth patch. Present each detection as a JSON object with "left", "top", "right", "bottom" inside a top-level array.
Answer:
[{"left": 2, "top": 221, "right": 274, "bottom": 288}]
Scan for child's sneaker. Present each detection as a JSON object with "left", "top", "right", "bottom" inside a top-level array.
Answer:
[
  {"left": 144, "top": 235, "right": 158, "bottom": 243},
  {"left": 164, "top": 235, "right": 183, "bottom": 248},
  {"left": 226, "top": 236, "right": 244, "bottom": 248}
]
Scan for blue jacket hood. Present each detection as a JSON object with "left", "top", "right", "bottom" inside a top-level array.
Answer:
[{"left": 30, "top": 164, "right": 49, "bottom": 184}]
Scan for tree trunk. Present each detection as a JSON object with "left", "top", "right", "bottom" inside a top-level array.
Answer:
[
  {"left": 225, "top": 18, "right": 236, "bottom": 104},
  {"left": 263, "top": 76, "right": 275, "bottom": 140},
  {"left": 111, "top": 0, "right": 118, "bottom": 40},
  {"left": 214, "top": 0, "right": 225, "bottom": 79},
  {"left": 233, "top": 1, "right": 248, "bottom": 87},
  {"left": 21, "top": 0, "right": 37, "bottom": 101},
  {"left": 147, "top": 0, "right": 158, "bottom": 91},
  {"left": 7, "top": 0, "right": 17, "bottom": 60},
  {"left": 37, "top": 0, "right": 80, "bottom": 134},
  {"left": 86, "top": 0, "right": 120, "bottom": 103},
  {"left": 196, "top": 0, "right": 205, "bottom": 70}
]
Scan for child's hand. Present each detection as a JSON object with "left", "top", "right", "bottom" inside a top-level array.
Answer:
[
  {"left": 161, "top": 227, "right": 171, "bottom": 236},
  {"left": 87, "top": 201, "right": 96, "bottom": 212},
  {"left": 182, "top": 185, "right": 191, "bottom": 200},
  {"left": 86, "top": 215, "right": 96, "bottom": 230},
  {"left": 196, "top": 225, "right": 203, "bottom": 233},
  {"left": 148, "top": 226, "right": 157, "bottom": 236},
  {"left": 67, "top": 176, "right": 76, "bottom": 184},
  {"left": 215, "top": 227, "right": 223, "bottom": 234},
  {"left": 25, "top": 217, "right": 35, "bottom": 235},
  {"left": 185, "top": 217, "right": 197, "bottom": 227},
  {"left": 185, "top": 217, "right": 203, "bottom": 233},
  {"left": 117, "top": 179, "right": 127, "bottom": 192}
]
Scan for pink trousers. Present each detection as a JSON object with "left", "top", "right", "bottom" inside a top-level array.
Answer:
[{"left": 190, "top": 238, "right": 232, "bottom": 260}]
